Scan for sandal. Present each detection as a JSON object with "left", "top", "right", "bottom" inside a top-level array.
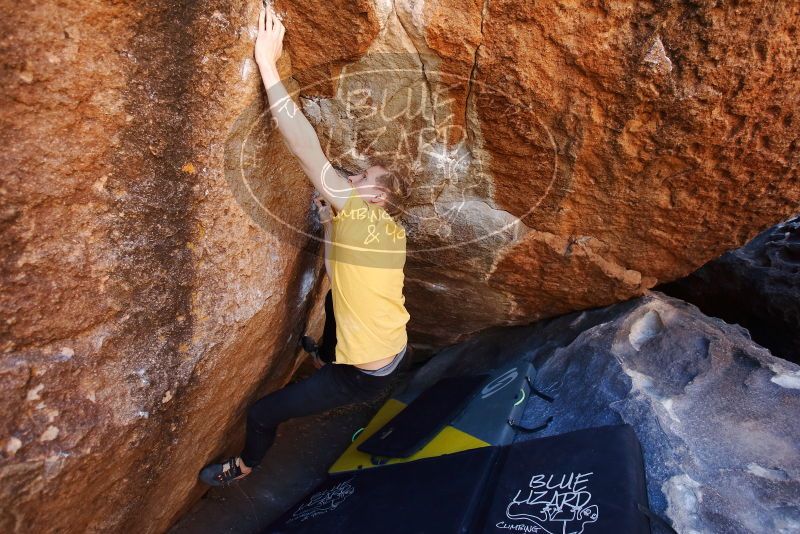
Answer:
[{"left": 199, "top": 456, "right": 250, "bottom": 487}]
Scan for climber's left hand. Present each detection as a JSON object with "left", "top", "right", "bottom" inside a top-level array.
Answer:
[{"left": 255, "top": 3, "right": 285, "bottom": 67}]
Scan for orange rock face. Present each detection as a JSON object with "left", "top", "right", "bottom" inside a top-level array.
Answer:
[
  {"left": 293, "top": 0, "right": 799, "bottom": 346},
  {"left": 0, "top": 1, "right": 327, "bottom": 532},
  {"left": 473, "top": 1, "right": 800, "bottom": 341},
  {"left": 0, "top": 0, "right": 798, "bottom": 532}
]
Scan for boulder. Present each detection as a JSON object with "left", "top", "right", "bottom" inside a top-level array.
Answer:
[
  {"left": 659, "top": 215, "right": 800, "bottom": 364},
  {"left": 0, "top": 2, "right": 325, "bottom": 532},
  {"left": 1, "top": 0, "right": 798, "bottom": 532},
  {"left": 425, "top": 291, "right": 800, "bottom": 533},
  {"left": 281, "top": 0, "right": 800, "bottom": 345}
]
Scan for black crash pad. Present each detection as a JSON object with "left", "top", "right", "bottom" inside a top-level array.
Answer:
[
  {"left": 267, "top": 420, "right": 659, "bottom": 533},
  {"left": 264, "top": 445, "right": 499, "bottom": 534},
  {"left": 356, "top": 374, "right": 490, "bottom": 458},
  {"left": 476, "top": 424, "right": 652, "bottom": 534}
]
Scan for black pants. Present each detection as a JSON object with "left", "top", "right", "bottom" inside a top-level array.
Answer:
[{"left": 240, "top": 290, "right": 402, "bottom": 468}]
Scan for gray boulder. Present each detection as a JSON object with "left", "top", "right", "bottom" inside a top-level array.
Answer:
[
  {"left": 420, "top": 291, "right": 800, "bottom": 533},
  {"left": 659, "top": 215, "right": 800, "bottom": 364}
]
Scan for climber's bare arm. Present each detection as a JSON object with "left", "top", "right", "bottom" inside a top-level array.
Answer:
[{"left": 255, "top": 5, "right": 351, "bottom": 211}]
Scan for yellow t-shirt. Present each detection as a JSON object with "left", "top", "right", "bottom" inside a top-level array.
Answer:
[{"left": 330, "top": 188, "right": 410, "bottom": 365}]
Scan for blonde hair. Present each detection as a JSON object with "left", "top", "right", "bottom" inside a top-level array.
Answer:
[{"left": 366, "top": 155, "right": 415, "bottom": 219}]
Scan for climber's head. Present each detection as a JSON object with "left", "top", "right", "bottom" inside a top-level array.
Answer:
[
  {"left": 346, "top": 166, "right": 387, "bottom": 206},
  {"left": 347, "top": 157, "right": 412, "bottom": 218}
]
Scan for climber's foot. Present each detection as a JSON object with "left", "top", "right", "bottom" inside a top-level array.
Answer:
[{"left": 199, "top": 456, "right": 252, "bottom": 487}]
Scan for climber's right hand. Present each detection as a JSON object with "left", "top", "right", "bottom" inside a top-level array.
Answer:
[{"left": 314, "top": 196, "right": 334, "bottom": 225}]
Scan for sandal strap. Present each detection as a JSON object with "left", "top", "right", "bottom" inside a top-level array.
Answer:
[{"left": 216, "top": 457, "right": 243, "bottom": 483}]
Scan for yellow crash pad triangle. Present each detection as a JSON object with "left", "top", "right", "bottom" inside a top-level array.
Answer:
[{"left": 329, "top": 398, "right": 490, "bottom": 474}]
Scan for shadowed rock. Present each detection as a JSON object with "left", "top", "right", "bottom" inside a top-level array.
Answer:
[{"left": 659, "top": 215, "right": 800, "bottom": 364}]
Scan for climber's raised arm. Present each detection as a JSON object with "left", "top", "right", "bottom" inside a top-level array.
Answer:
[{"left": 254, "top": 5, "right": 351, "bottom": 211}]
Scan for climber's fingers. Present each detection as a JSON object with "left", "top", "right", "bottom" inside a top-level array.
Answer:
[
  {"left": 269, "top": 4, "right": 281, "bottom": 33},
  {"left": 277, "top": 27, "right": 284, "bottom": 57},
  {"left": 266, "top": 3, "right": 273, "bottom": 31},
  {"left": 258, "top": 6, "right": 265, "bottom": 33}
]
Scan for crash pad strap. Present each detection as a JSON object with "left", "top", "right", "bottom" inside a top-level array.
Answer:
[
  {"left": 638, "top": 503, "right": 679, "bottom": 534},
  {"left": 507, "top": 415, "right": 553, "bottom": 433}
]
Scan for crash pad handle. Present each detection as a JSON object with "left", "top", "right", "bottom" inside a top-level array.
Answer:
[
  {"left": 507, "top": 415, "right": 553, "bottom": 433},
  {"left": 525, "top": 375, "right": 555, "bottom": 402}
]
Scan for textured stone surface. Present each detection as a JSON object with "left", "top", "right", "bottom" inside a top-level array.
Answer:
[
  {"left": 424, "top": 292, "right": 800, "bottom": 533},
  {"left": 1, "top": 0, "right": 799, "bottom": 532},
  {"left": 0, "top": 2, "right": 325, "bottom": 532},
  {"left": 659, "top": 215, "right": 800, "bottom": 364},
  {"left": 287, "top": 0, "right": 800, "bottom": 346}
]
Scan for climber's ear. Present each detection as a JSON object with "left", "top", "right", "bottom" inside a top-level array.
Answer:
[{"left": 369, "top": 192, "right": 386, "bottom": 205}]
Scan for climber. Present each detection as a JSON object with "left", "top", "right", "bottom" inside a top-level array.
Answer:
[{"left": 199, "top": 3, "right": 412, "bottom": 486}]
